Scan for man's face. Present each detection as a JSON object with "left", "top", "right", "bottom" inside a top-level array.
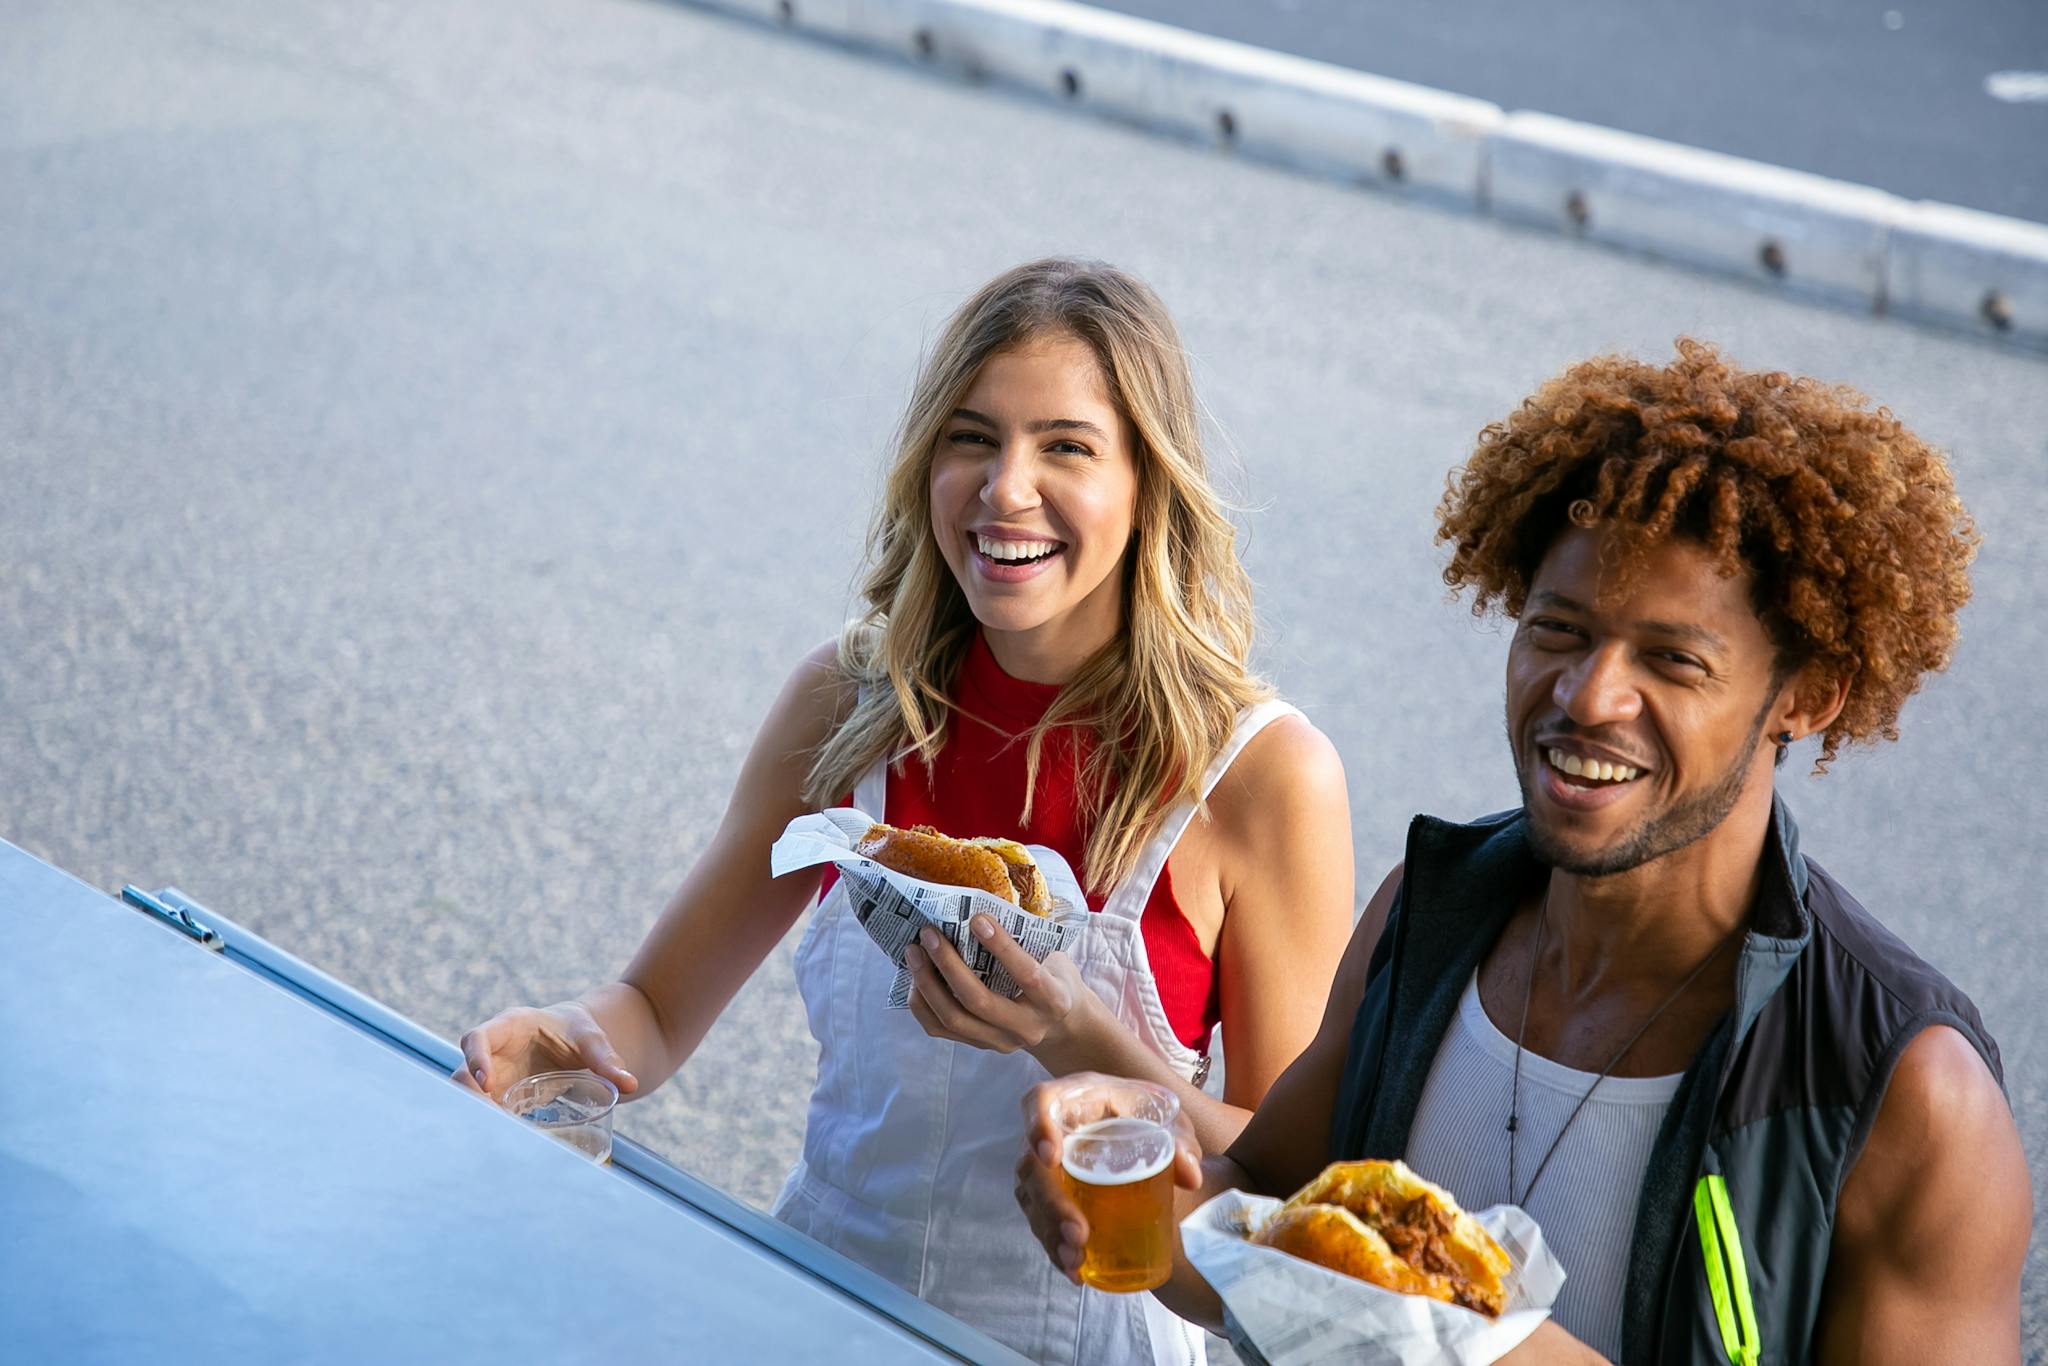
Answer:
[{"left": 1506, "top": 527, "right": 1786, "bottom": 878}]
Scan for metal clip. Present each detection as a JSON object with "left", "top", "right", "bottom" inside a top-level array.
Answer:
[{"left": 121, "top": 886, "right": 225, "bottom": 951}]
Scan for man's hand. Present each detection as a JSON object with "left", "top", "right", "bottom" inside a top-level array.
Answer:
[{"left": 1012, "top": 1072, "right": 1205, "bottom": 1285}]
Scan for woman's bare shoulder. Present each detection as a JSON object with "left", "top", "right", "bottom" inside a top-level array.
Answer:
[
  {"left": 1209, "top": 713, "right": 1349, "bottom": 842},
  {"left": 797, "top": 636, "right": 858, "bottom": 701},
  {"left": 762, "top": 638, "right": 861, "bottom": 752}
]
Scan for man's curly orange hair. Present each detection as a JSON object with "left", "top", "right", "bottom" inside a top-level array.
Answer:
[{"left": 1436, "top": 339, "right": 1978, "bottom": 769}]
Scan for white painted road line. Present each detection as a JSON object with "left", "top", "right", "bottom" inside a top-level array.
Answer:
[{"left": 1985, "top": 71, "right": 2048, "bottom": 103}]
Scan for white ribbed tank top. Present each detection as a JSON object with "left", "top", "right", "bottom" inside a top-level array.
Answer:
[{"left": 1405, "top": 972, "right": 1681, "bottom": 1360}]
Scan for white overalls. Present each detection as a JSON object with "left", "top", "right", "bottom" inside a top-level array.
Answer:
[{"left": 774, "top": 700, "right": 1301, "bottom": 1366}]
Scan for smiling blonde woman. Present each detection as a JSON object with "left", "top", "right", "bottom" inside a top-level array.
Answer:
[{"left": 456, "top": 259, "right": 1355, "bottom": 1365}]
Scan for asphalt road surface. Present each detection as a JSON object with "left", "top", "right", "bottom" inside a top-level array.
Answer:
[
  {"left": 1096, "top": 0, "right": 2048, "bottom": 224},
  {"left": 4, "top": 0, "right": 2044, "bottom": 1354}
]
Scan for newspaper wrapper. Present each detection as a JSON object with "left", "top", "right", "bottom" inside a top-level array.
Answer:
[
  {"left": 771, "top": 808, "right": 1085, "bottom": 1007},
  {"left": 1180, "top": 1190, "right": 1566, "bottom": 1366}
]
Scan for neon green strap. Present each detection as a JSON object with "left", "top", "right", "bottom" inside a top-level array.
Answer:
[{"left": 1692, "top": 1175, "right": 1761, "bottom": 1366}]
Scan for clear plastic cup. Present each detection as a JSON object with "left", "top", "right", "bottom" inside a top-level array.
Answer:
[
  {"left": 1056, "top": 1078, "right": 1179, "bottom": 1293},
  {"left": 500, "top": 1070, "right": 617, "bottom": 1164}
]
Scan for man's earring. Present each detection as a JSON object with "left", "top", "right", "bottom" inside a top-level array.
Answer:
[{"left": 1774, "top": 731, "right": 1795, "bottom": 747}]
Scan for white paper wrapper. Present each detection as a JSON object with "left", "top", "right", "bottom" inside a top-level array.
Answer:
[
  {"left": 1180, "top": 1189, "right": 1566, "bottom": 1366},
  {"left": 771, "top": 808, "right": 1087, "bottom": 1007}
]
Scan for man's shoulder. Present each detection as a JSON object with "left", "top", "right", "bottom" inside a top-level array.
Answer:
[
  {"left": 1422, "top": 805, "right": 1526, "bottom": 836},
  {"left": 1720, "top": 856, "right": 2003, "bottom": 1139},
  {"left": 1384, "top": 808, "right": 1538, "bottom": 945},
  {"left": 1401, "top": 806, "right": 1529, "bottom": 877},
  {"left": 1822, "top": 1022, "right": 2029, "bottom": 1359},
  {"left": 1799, "top": 859, "right": 1993, "bottom": 1058}
]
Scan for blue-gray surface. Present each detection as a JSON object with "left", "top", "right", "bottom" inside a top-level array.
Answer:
[
  {"left": 0, "top": 840, "right": 972, "bottom": 1364},
  {"left": 1, "top": 0, "right": 2042, "bottom": 1355},
  {"left": 1094, "top": 0, "right": 2048, "bottom": 225}
]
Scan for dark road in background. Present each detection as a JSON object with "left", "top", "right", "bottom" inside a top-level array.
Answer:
[{"left": 1096, "top": 0, "right": 2048, "bottom": 223}]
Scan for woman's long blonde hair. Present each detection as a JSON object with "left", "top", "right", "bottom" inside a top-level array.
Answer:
[{"left": 803, "top": 259, "right": 1272, "bottom": 894}]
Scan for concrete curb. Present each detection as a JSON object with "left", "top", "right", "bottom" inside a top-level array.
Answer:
[
  {"left": 1890, "top": 202, "right": 2048, "bottom": 341},
  {"left": 687, "top": 0, "right": 2048, "bottom": 353},
  {"left": 1490, "top": 113, "right": 1901, "bottom": 311}
]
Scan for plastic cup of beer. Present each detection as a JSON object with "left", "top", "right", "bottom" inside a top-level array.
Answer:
[
  {"left": 1056, "top": 1078, "right": 1179, "bottom": 1294},
  {"left": 500, "top": 1070, "right": 617, "bottom": 1164}
]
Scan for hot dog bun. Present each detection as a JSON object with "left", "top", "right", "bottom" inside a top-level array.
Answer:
[
  {"left": 854, "top": 823, "right": 1054, "bottom": 915},
  {"left": 1252, "top": 1160, "right": 1510, "bottom": 1317}
]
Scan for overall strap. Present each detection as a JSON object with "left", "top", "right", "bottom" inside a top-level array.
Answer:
[
  {"left": 844, "top": 681, "right": 889, "bottom": 818},
  {"left": 1098, "top": 699, "right": 1303, "bottom": 923},
  {"left": 852, "top": 757, "right": 889, "bottom": 822}
]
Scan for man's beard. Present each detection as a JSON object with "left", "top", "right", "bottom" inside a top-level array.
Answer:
[{"left": 1514, "top": 697, "right": 1775, "bottom": 879}]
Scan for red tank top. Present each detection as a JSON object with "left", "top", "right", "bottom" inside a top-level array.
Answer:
[{"left": 828, "top": 634, "right": 1221, "bottom": 1050}]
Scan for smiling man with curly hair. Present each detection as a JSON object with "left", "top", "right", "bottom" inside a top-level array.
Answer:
[
  {"left": 1015, "top": 341, "right": 2029, "bottom": 1364},
  {"left": 1437, "top": 336, "right": 1977, "bottom": 774}
]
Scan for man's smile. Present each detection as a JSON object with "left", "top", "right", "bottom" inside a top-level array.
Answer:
[
  {"left": 1543, "top": 746, "right": 1643, "bottom": 785},
  {"left": 1532, "top": 741, "right": 1654, "bottom": 814}
]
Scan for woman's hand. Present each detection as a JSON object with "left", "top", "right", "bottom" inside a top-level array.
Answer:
[
  {"left": 451, "top": 1001, "right": 640, "bottom": 1100},
  {"left": 903, "top": 913, "right": 1095, "bottom": 1059},
  {"left": 1013, "top": 1072, "right": 1206, "bottom": 1284}
]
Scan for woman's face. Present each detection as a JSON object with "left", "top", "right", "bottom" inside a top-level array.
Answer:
[{"left": 929, "top": 332, "right": 1140, "bottom": 676}]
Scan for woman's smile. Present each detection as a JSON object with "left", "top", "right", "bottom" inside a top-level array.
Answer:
[{"left": 971, "top": 527, "right": 1069, "bottom": 582}]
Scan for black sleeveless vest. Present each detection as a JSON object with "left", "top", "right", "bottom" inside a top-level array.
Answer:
[{"left": 1328, "top": 798, "right": 2002, "bottom": 1364}]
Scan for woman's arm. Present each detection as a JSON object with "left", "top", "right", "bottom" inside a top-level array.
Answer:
[
  {"left": 1204, "top": 716, "right": 1357, "bottom": 1107},
  {"left": 905, "top": 716, "right": 1355, "bottom": 1158},
  {"left": 458, "top": 640, "right": 852, "bottom": 1098}
]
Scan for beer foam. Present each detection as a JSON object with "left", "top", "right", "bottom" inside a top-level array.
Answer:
[{"left": 1062, "top": 1117, "right": 1174, "bottom": 1185}]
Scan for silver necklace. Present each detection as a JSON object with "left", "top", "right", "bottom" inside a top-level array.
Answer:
[{"left": 1507, "top": 893, "right": 1734, "bottom": 1206}]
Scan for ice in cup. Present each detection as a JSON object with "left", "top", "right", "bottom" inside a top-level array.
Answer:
[
  {"left": 1056, "top": 1079, "right": 1179, "bottom": 1294},
  {"left": 501, "top": 1070, "right": 617, "bottom": 1164}
]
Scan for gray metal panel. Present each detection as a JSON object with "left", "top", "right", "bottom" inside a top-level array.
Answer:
[
  {"left": 0, "top": 840, "right": 1026, "bottom": 1365},
  {"left": 113, "top": 886, "right": 1024, "bottom": 1362}
]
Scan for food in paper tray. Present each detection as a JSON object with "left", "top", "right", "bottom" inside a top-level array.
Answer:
[
  {"left": 1180, "top": 1163, "right": 1561, "bottom": 1363},
  {"left": 771, "top": 809, "right": 1077, "bottom": 1009},
  {"left": 856, "top": 822, "right": 1054, "bottom": 915},
  {"left": 1252, "top": 1160, "right": 1512, "bottom": 1317}
]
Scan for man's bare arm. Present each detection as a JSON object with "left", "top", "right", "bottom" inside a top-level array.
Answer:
[
  {"left": 1149, "top": 864, "right": 1409, "bottom": 1328},
  {"left": 1014, "top": 865, "right": 1407, "bottom": 1334},
  {"left": 1163, "top": 866, "right": 1620, "bottom": 1362},
  {"left": 1192, "top": 866, "right": 1612, "bottom": 1363},
  {"left": 1816, "top": 1024, "right": 2030, "bottom": 1364},
  {"left": 1218, "top": 863, "right": 1403, "bottom": 1196}
]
